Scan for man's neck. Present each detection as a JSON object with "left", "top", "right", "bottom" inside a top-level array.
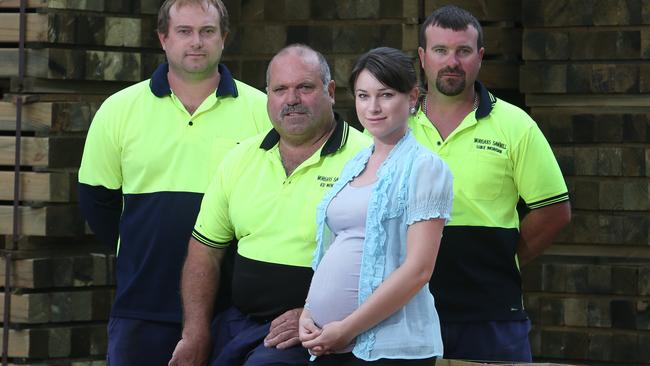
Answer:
[
  {"left": 168, "top": 69, "right": 221, "bottom": 114},
  {"left": 424, "top": 88, "right": 476, "bottom": 140},
  {"left": 278, "top": 119, "right": 336, "bottom": 176}
]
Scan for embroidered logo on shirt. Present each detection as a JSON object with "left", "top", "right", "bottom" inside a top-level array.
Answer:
[
  {"left": 474, "top": 138, "right": 507, "bottom": 154},
  {"left": 316, "top": 175, "right": 338, "bottom": 188}
]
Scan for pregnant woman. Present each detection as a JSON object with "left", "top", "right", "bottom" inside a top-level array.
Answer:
[{"left": 299, "top": 47, "right": 454, "bottom": 365}]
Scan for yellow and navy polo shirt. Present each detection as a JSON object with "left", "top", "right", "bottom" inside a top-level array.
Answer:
[
  {"left": 409, "top": 81, "right": 569, "bottom": 321},
  {"left": 78, "top": 63, "right": 271, "bottom": 323},
  {"left": 193, "top": 116, "right": 371, "bottom": 319}
]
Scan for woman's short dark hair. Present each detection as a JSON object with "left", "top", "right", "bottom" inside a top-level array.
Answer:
[{"left": 348, "top": 47, "right": 417, "bottom": 95}]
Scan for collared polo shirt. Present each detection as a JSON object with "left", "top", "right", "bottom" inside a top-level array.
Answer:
[
  {"left": 78, "top": 63, "right": 271, "bottom": 323},
  {"left": 408, "top": 81, "right": 569, "bottom": 321},
  {"left": 193, "top": 116, "right": 371, "bottom": 319}
]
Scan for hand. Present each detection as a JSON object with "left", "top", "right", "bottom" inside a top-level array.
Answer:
[
  {"left": 264, "top": 308, "right": 302, "bottom": 349},
  {"left": 301, "top": 320, "right": 354, "bottom": 356},
  {"left": 298, "top": 308, "right": 321, "bottom": 343},
  {"left": 168, "top": 335, "right": 210, "bottom": 366}
]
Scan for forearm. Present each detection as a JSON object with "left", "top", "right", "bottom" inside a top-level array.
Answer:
[
  {"left": 517, "top": 201, "right": 571, "bottom": 266},
  {"left": 180, "top": 238, "right": 224, "bottom": 338}
]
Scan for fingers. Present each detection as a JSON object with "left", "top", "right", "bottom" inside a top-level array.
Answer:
[
  {"left": 265, "top": 308, "right": 302, "bottom": 347},
  {"left": 275, "top": 336, "right": 301, "bottom": 349},
  {"left": 264, "top": 327, "right": 298, "bottom": 347}
]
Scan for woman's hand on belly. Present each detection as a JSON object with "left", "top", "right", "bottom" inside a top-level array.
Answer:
[
  {"left": 299, "top": 308, "right": 324, "bottom": 354},
  {"left": 301, "top": 320, "right": 355, "bottom": 356}
]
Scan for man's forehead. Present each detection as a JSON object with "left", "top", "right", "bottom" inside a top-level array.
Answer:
[
  {"left": 269, "top": 54, "right": 320, "bottom": 83},
  {"left": 169, "top": 2, "right": 219, "bottom": 22},
  {"left": 425, "top": 24, "right": 478, "bottom": 44}
]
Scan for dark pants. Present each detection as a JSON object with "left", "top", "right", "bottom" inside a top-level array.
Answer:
[
  {"left": 107, "top": 317, "right": 182, "bottom": 366},
  {"left": 440, "top": 319, "right": 532, "bottom": 362},
  {"left": 210, "top": 306, "right": 310, "bottom": 366},
  {"left": 310, "top": 353, "right": 436, "bottom": 366}
]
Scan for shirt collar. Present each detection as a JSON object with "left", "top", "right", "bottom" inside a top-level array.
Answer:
[
  {"left": 474, "top": 80, "right": 495, "bottom": 120},
  {"left": 149, "top": 63, "right": 239, "bottom": 98},
  {"left": 259, "top": 112, "right": 350, "bottom": 157}
]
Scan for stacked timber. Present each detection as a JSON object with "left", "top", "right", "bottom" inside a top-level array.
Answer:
[
  {"left": 0, "top": 1, "right": 164, "bottom": 364},
  {"left": 224, "top": 0, "right": 420, "bottom": 128},
  {"left": 425, "top": 0, "right": 523, "bottom": 104},
  {"left": 520, "top": 1, "right": 650, "bottom": 365}
]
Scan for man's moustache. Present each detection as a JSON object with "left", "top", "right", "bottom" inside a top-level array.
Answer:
[{"left": 281, "top": 105, "right": 309, "bottom": 117}]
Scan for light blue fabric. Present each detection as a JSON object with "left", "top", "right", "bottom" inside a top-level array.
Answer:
[{"left": 313, "top": 130, "right": 453, "bottom": 361}]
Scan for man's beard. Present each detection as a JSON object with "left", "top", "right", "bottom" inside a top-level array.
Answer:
[{"left": 435, "top": 67, "right": 466, "bottom": 96}]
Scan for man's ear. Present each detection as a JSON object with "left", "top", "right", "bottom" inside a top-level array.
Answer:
[{"left": 158, "top": 32, "right": 168, "bottom": 51}]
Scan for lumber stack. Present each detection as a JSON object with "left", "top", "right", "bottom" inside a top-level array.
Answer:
[
  {"left": 520, "top": 1, "right": 650, "bottom": 365},
  {"left": 0, "top": 1, "right": 165, "bottom": 364}
]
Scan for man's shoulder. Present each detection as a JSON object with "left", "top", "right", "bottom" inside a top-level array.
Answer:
[
  {"left": 102, "top": 79, "right": 153, "bottom": 106},
  {"left": 222, "top": 132, "right": 269, "bottom": 162},
  {"left": 488, "top": 97, "right": 535, "bottom": 129},
  {"left": 233, "top": 79, "right": 267, "bottom": 101},
  {"left": 344, "top": 125, "right": 373, "bottom": 150}
]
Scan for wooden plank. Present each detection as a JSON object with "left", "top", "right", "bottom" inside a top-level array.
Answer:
[
  {"left": 479, "top": 61, "right": 520, "bottom": 90},
  {"left": 0, "top": 13, "right": 147, "bottom": 47},
  {"left": 0, "top": 324, "right": 107, "bottom": 358},
  {"left": 523, "top": 29, "right": 646, "bottom": 61},
  {"left": 0, "top": 136, "right": 85, "bottom": 168},
  {"left": 425, "top": 0, "right": 521, "bottom": 22},
  {"left": 526, "top": 94, "right": 650, "bottom": 107},
  {"left": 0, "top": 289, "right": 113, "bottom": 324},
  {"left": 0, "top": 171, "right": 77, "bottom": 202},
  {"left": 0, "top": 100, "right": 100, "bottom": 132},
  {"left": 0, "top": 252, "right": 115, "bottom": 289},
  {"left": 0, "top": 205, "right": 85, "bottom": 236},
  {"left": 0, "top": 48, "right": 85, "bottom": 80},
  {"left": 521, "top": 63, "right": 644, "bottom": 94},
  {"left": 545, "top": 244, "right": 650, "bottom": 260},
  {"left": 523, "top": 0, "right": 648, "bottom": 26},
  {"left": 483, "top": 25, "right": 521, "bottom": 58},
  {"left": 0, "top": 48, "right": 144, "bottom": 82},
  {"left": 11, "top": 77, "right": 134, "bottom": 94},
  {"left": 0, "top": 0, "right": 105, "bottom": 11}
]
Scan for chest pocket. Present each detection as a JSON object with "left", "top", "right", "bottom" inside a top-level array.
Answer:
[{"left": 461, "top": 152, "right": 508, "bottom": 201}]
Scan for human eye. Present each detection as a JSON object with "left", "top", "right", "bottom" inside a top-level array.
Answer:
[
  {"left": 433, "top": 47, "right": 446, "bottom": 55},
  {"left": 298, "top": 84, "right": 315, "bottom": 93},
  {"left": 177, "top": 28, "right": 191, "bottom": 36},
  {"left": 458, "top": 47, "right": 472, "bottom": 56},
  {"left": 202, "top": 27, "right": 216, "bottom": 35},
  {"left": 381, "top": 91, "right": 394, "bottom": 98},
  {"left": 272, "top": 86, "right": 286, "bottom": 95}
]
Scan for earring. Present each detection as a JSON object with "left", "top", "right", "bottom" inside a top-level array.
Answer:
[{"left": 409, "top": 106, "right": 417, "bottom": 114}]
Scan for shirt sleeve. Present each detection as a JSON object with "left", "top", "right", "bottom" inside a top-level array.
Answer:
[
  {"left": 406, "top": 152, "right": 454, "bottom": 226},
  {"left": 192, "top": 152, "right": 237, "bottom": 248},
  {"left": 512, "top": 122, "right": 569, "bottom": 210},
  {"left": 77, "top": 99, "right": 124, "bottom": 250}
]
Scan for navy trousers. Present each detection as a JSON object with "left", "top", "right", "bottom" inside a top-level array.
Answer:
[
  {"left": 210, "top": 306, "right": 310, "bottom": 366},
  {"left": 106, "top": 317, "right": 181, "bottom": 366},
  {"left": 440, "top": 319, "right": 532, "bottom": 362}
]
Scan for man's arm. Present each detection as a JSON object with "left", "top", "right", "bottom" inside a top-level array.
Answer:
[
  {"left": 169, "top": 238, "right": 226, "bottom": 366},
  {"left": 78, "top": 184, "right": 122, "bottom": 250},
  {"left": 517, "top": 201, "right": 571, "bottom": 266}
]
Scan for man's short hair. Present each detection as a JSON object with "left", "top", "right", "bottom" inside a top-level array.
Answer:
[
  {"left": 419, "top": 5, "right": 483, "bottom": 50},
  {"left": 157, "top": 0, "right": 229, "bottom": 36},
  {"left": 266, "top": 44, "right": 332, "bottom": 92}
]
